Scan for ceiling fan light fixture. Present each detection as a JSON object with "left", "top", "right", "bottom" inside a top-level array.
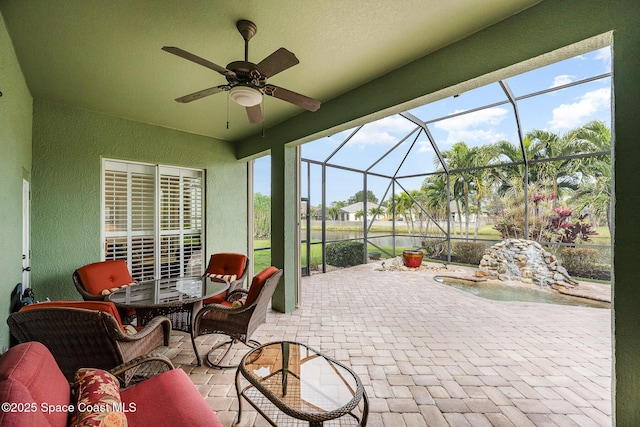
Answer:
[{"left": 229, "top": 85, "right": 262, "bottom": 107}]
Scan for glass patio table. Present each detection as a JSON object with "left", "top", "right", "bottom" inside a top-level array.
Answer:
[
  {"left": 107, "top": 276, "right": 229, "bottom": 365},
  {"left": 236, "top": 341, "right": 368, "bottom": 426}
]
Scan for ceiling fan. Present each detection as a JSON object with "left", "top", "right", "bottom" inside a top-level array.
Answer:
[{"left": 162, "top": 19, "right": 321, "bottom": 124}]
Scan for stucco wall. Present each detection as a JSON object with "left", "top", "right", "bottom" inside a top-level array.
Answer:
[
  {"left": 0, "top": 13, "right": 32, "bottom": 348},
  {"left": 30, "top": 101, "right": 247, "bottom": 301}
]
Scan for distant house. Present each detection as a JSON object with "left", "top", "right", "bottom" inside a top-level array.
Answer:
[{"left": 338, "top": 202, "right": 383, "bottom": 221}]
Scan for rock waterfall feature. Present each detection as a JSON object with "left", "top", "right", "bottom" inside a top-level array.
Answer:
[{"left": 476, "top": 239, "right": 578, "bottom": 288}]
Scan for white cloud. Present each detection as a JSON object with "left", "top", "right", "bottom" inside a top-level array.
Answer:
[
  {"left": 594, "top": 47, "right": 612, "bottom": 70},
  {"left": 550, "top": 74, "right": 575, "bottom": 88},
  {"left": 548, "top": 87, "right": 610, "bottom": 131},
  {"left": 433, "top": 107, "right": 508, "bottom": 145},
  {"left": 347, "top": 115, "right": 418, "bottom": 147},
  {"left": 417, "top": 140, "right": 433, "bottom": 153}
]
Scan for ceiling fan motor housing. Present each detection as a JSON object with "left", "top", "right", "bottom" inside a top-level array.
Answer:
[{"left": 225, "top": 61, "right": 266, "bottom": 89}]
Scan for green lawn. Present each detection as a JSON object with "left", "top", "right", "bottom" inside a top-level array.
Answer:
[
  {"left": 253, "top": 239, "right": 272, "bottom": 272},
  {"left": 254, "top": 238, "right": 413, "bottom": 272}
]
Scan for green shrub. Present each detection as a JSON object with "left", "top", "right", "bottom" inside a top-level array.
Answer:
[
  {"left": 452, "top": 241, "right": 486, "bottom": 265},
  {"left": 422, "top": 239, "right": 447, "bottom": 258},
  {"left": 559, "top": 247, "right": 599, "bottom": 277},
  {"left": 326, "top": 241, "right": 365, "bottom": 267}
]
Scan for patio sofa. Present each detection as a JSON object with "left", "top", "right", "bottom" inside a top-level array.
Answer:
[{"left": 0, "top": 341, "right": 224, "bottom": 427}]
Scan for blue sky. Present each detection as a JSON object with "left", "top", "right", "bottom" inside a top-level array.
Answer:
[{"left": 254, "top": 47, "right": 611, "bottom": 207}]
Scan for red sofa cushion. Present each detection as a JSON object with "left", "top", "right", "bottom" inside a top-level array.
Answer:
[
  {"left": 0, "top": 342, "right": 71, "bottom": 427},
  {"left": 20, "top": 300, "right": 127, "bottom": 332},
  {"left": 0, "top": 378, "right": 52, "bottom": 426},
  {"left": 245, "top": 266, "right": 279, "bottom": 306},
  {"left": 76, "top": 260, "right": 134, "bottom": 296},
  {"left": 120, "top": 368, "right": 223, "bottom": 427}
]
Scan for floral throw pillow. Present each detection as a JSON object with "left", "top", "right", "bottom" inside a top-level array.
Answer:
[{"left": 70, "top": 368, "right": 128, "bottom": 427}]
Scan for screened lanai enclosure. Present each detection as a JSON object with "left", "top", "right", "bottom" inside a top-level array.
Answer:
[{"left": 256, "top": 46, "right": 612, "bottom": 281}]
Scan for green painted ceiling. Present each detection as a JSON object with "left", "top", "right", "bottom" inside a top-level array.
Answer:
[{"left": 0, "top": 0, "right": 540, "bottom": 143}]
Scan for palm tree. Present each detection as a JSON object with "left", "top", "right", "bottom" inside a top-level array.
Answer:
[
  {"left": 468, "top": 144, "right": 499, "bottom": 239},
  {"left": 421, "top": 174, "right": 448, "bottom": 221},
  {"left": 421, "top": 173, "right": 449, "bottom": 238},
  {"left": 525, "top": 129, "right": 583, "bottom": 206},
  {"left": 368, "top": 206, "right": 383, "bottom": 220},
  {"left": 440, "top": 142, "right": 478, "bottom": 237},
  {"left": 490, "top": 138, "right": 545, "bottom": 196},
  {"left": 569, "top": 120, "right": 612, "bottom": 232},
  {"left": 570, "top": 161, "right": 611, "bottom": 231},
  {"left": 327, "top": 201, "right": 346, "bottom": 221},
  {"left": 392, "top": 191, "right": 415, "bottom": 233}
]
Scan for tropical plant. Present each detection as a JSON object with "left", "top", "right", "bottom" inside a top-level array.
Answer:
[
  {"left": 421, "top": 173, "right": 448, "bottom": 221},
  {"left": 368, "top": 206, "right": 384, "bottom": 218},
  {"left": 452, "top": 241, "right": 486, "bottom": 265},
  {"left": 440, "top": 142, "right": 476, "bottom": 237},
  {"left": 253, "top": 193, "right": 271, "bottom": 239},
  {"left": 387, "top": 191, "right": 415, "bottom": 232},
  {"left": 326, "top": 200, "right": 347, "bottom": 220},
  {"left": 468, "top": 144, "right": 499, "bottom": 239},
  {"left": 568, "top": 120, "right": 612, "bottom": 232},
  {"left": 524, "top": 129, "right": 584, "bottom": 205}
]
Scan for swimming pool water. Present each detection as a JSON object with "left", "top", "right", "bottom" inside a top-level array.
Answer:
[{"left": 434, "top": 276, "right": 610, "bottom": 309}]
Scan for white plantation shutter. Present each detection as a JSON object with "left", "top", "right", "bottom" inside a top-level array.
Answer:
[
  {"left": 158, "top": 166, "right": 203, "bottom": 279},
  {"left": 103, "top": 160, "right": 204, "bottom": 282}
]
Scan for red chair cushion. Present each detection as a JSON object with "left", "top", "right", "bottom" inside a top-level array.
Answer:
[
  {"left": 205, "top": 253, "right": 247, "bottom": 278},
  {"left": 245, "top": 266, "right": 279, "bottom": 306},
  {"left": 20, "top": 300, "right": 127, "bottom": 331},
  {"left": 77, "top": 260, "right": 134, "bottom": 296},
  {"left": 120, "top": 368, "right": 223, "bottom": 427},
  {"left": 0, "top": 342, "right": 71, "bottom": 427},
  {"left": 203, "top": 292, "right": 227, "bottom": 305}
]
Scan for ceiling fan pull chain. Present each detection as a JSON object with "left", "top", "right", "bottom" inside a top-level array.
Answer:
[
  {"left": 226, "top": 95, "right": 230, "bottom": 129},
  {"left": 261, "top": 97, "right": 266, "bottom": 137}
]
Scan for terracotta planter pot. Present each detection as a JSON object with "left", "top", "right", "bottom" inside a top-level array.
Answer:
[{"left": 403, "top": 250, "right": 423, "bottom": 268}]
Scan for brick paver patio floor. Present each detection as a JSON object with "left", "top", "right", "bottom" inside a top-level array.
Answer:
[{"left": 163, "top": 261, "right": 612, "bottom": 426}]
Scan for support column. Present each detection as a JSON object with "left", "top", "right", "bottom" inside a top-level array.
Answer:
[{"left": 270, "top": 144, "right": 297, "bottom": 313}]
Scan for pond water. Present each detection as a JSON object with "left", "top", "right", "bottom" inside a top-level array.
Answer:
[
  {"left": 309, "top": 229, "right": 425, "bottom": 248},
  {"left": 434, "top": 276, "right": 610, "bottom": 309}
]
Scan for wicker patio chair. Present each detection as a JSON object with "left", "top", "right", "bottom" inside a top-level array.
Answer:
[
  {"left": 7, "top": 301, "right": 173, "bottom": 384},
  {"left": 193, "top": 266, "right": 283, "bottom": 368},
  {"left": 201, "top": 252, "right": 249, "bottom": 305},
  {"left": 73, "top": 259, "right": 136, "bottom": 301}
]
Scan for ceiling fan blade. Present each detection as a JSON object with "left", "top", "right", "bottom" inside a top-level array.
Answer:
[
  {"left": 162, "top": 46, "right": 234, "bottom": 76},
  {"left": 175, "top": 86, "right": 226, "bottom": 103},
  {"left": 265, "top": 85, "right": 321, "bottom": 112},
  {"left": 255, "top": 48, "right": 299, "bottom": 78},
  {"left": 246, "top": 104, "right": 263, "bottom": 124}
]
